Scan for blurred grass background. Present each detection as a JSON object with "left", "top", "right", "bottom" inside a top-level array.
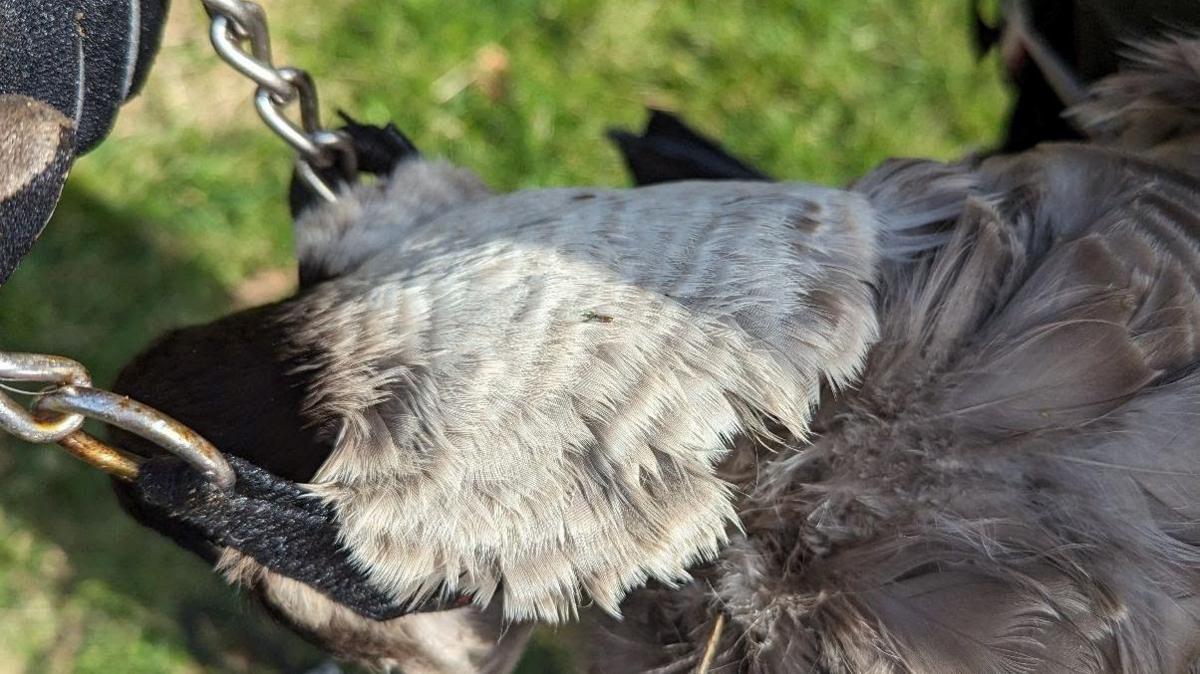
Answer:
[{"left": 0, "top": 1, "right": 1007, "bottom": 671}]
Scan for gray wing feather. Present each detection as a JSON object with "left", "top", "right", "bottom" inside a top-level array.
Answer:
[
  {"left": 288, "top": 170, "right": 893, "bottom": 622},
  {"left": 682, "top": 145, "right": 1200, "bottom": 674}
]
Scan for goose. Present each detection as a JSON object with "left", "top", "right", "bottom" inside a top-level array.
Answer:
[{"left": 108, "top": 35, "right": 1200, "bottom": 672}]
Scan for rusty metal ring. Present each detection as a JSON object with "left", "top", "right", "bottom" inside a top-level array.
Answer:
[{"left": 34, "top": 386, "right": 235, "bottom": 490}]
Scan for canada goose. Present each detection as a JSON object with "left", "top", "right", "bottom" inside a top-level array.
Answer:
[{"left": 109, "top": 35, "right": 1200, "bottom": 672}]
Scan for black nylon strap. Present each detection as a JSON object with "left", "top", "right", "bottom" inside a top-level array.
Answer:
[{"left": 130, "top": 455, "right": 424, "bottom": 622}]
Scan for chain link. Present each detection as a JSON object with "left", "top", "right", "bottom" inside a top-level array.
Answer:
[
  {"left": 0, "top": 354, "right": 90, "bottom": 443},
  {"left": 202, "top": 0, "right": 358, "bottom": 200},
  {"left": 0, "top": 352, "right": 234, "bottom": 488},
  {"left": 0, "top": 0, "right": 353, "bottom": 486}
]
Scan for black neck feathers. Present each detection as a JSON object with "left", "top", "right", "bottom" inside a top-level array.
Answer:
[{"left": 111, "top": 299, "right": 334, "bottom": 483}]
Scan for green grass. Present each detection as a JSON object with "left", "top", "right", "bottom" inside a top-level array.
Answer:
[{"left": 0, "top": 1, "right": 1007, "bottom": 671}]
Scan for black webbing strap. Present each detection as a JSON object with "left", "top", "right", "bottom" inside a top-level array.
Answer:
[{"left": 129, "top": 455, "right": 417, "bottom": 621}]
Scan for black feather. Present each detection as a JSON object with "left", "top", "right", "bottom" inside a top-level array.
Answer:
[{"left": 607, "top": 109, "right": 770, "bottom": 185}]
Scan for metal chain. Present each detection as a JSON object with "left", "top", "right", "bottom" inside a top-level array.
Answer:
[
  {"left": 0, "top": 353, "right": 90, "bottom": 443},
  {"left": 0, "top": 352, "right": 235, "bottom": 489},
  {"left": 0, "top": 1, "right": 352, "bottom": 489},
  {"left": 201, "top": 0, "right": 358, "bottom": 202}
]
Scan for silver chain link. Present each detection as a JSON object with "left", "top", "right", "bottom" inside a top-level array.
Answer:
[
  {"left": 202, "top": 0, "right": 358, "bottom": 201},
  {"left": 0, "top": 353, "right": 90, "bottom": 444},
  {"left": 0, "top": 352, "right": 235, "bottom": 488}
]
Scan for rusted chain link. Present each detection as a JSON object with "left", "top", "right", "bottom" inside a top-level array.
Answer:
[
  {"left": 202, "top": 0, "right": 357, "bottom": 202},
  {"left": 0, "top": 353, "right": 90, "bottom": 443},
  {"left": 0, "top": 352, "right": 234, "bottom": 489}
]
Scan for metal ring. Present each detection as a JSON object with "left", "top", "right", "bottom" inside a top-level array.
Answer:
[
  {"left": 203, "top": 0, "right": 272, "bottom": 61},
  {"left": 278, "top": 67, "right": 322, "bottom": 132},
  {"left": 210, "top": 16, "right": 294, "bottom": 100},
  {"left": 58, "top": 431, "right": 141, "bottom": 483},
  {"left": 0, "top": 353, "right": 91, "bottom": 385},
  {"left": 34, "top": 386, "right": 236, "bottom": 490},
  {"left": 294, "top": 160, "right": 340, "bottom": 203},
  {"left": 0, "top": 395, "right": 85, "bottom": 443},
  {"left": 311, "top": 129, "right": 358, "bottom": 177},
  {"left": 0, "top": 353, "right": 91, "bottom": 443},
  {"left": 201, "top": 0, "right": 249, "bottom": 19},
  {"left": 258, "top": 71, "right": 357, "bottom": 174},
  {"left": 255, "top": 87, "right": 323, "bottom": 159},
  {"left": 293, "top": 132, "right": 358, "bottom": 203}
]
